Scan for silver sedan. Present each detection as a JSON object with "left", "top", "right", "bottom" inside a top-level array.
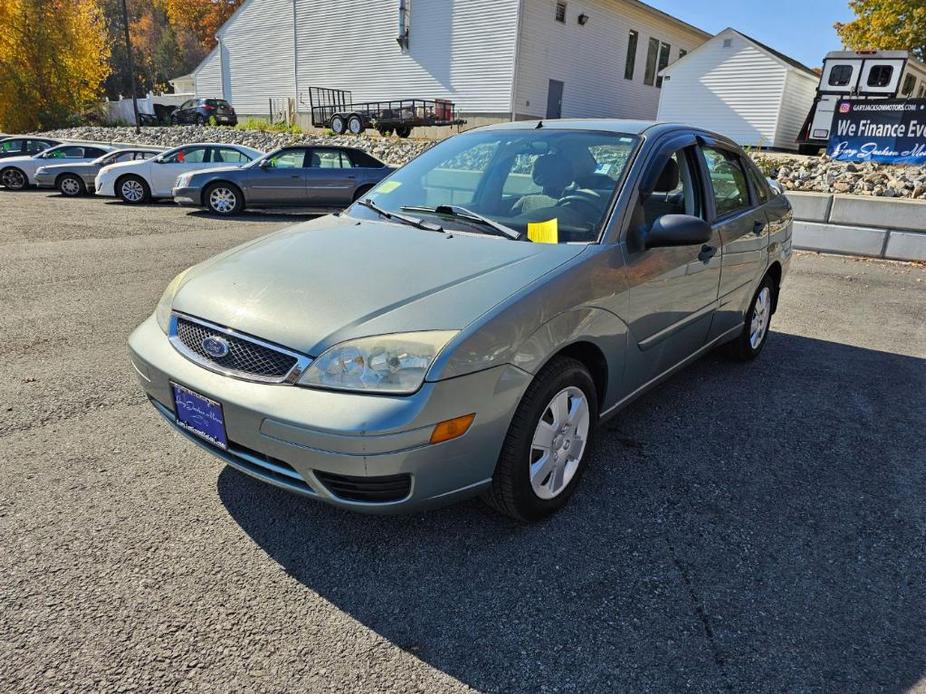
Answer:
[{"left": 129, "top": 120, "right": 792, "bottom": 521}]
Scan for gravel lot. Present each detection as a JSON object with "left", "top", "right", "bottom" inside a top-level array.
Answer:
[{"left": 1, "top": 190, "right": 924, "bottom": 693}]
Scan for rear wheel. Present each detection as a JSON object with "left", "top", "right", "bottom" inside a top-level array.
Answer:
[
  {"left": 204, "top": 182, "right": 244, "bottom": 215},
  {"left": 725, "top": 275, "right": 775, "bottom": 360},
  {"left": 329, "top": 114, "right": 346, "bottom": 135},
  {"left": 347, "top": 114, "right": 365, "bottom": 135},
  {"left": 483, "top": 356, "right": 598, "bottom": 522},
  {"left": 395, "top": 125, "right": 412, "bottom": 138},
  {"left": 0, "top": 167, "right": 27, "bottom": 190},
  {"left": 117, "top": 175, "right": 150, "bottom": 204},
  {"left": 57, "top": 174, "right": 85, "bottom": 197}
]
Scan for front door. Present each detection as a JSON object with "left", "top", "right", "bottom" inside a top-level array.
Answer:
[
  {"left": 247, "top": 148, "right": 308, "bottom": 205},
  {"left": 622, "top": 146, "right": 722, "bottom": 389},
  {"left": 546, "top": 80, "right": 564, "bottom": 119},
  {"left": 150, "top": 145, "right": 211, "bottom": 196},
  {"left": 698, "top": 144, "right": 768, "bottom": 338},
  {"left": 305, "top": 148, "right": 357, "bottom": 206}
]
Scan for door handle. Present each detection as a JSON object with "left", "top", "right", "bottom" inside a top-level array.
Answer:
[
  {"left": 753, "top": 221, "right": 766, "bottom": 236},
  {"left": 698, "top": 244, "right": 717, "bottom": 262}
]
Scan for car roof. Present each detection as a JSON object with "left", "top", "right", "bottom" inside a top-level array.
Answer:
[{"left": 476, "top": 118, "right": 726, "bottom": 139}]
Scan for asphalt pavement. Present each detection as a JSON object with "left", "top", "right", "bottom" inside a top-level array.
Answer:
[{"left": 1, "top": 189, "right": 924, "bottom": 693}]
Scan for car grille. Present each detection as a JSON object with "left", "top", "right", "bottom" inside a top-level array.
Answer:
[
  {"left": 173, "top": 315, "right": 299, "bottom": 380},
  {"left": 314, "top": 471, "right": 412, "bottom": 503}
]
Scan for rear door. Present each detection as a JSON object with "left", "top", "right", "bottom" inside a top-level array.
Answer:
[
  {"left": 305, "top": 148, "right": 357, "bottom": 206},
  {"left": 698, "top": 142, "right": 769, "bottom": 339},
  {"left": 247, "top": 148, "right": 308, "bottom": 205}
]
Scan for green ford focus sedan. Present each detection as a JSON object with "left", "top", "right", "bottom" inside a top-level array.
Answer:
[{"left": 129, "top": 120, "right": 792, "bottom": 521}]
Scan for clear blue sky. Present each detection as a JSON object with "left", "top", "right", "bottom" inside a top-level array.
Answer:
[{"left": 646, "top": 0, "right": 856, "bottom": 69}]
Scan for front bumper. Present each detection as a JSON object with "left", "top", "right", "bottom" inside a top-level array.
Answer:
[
  {"left": 172, "top": 186, "right": 200, "bottom": 206},
  {"left": 128, "top": 315, "right": 530, "bottom": 513},
  {"left": 95, "top": 177, "right": 115, "bottom": 197}
]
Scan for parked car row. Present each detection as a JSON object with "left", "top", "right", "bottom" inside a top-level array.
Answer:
[{"left": 0, "top": 135, "right": 394, "bottom": 215}]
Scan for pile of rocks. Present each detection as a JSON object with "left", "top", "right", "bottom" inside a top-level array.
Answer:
[
  {"left": 755, "top": 155, "right": 926, "bottom": 199},
  {"left": 32, "top": 125, "right": 435, "bottom": 166},
  {"left": 32, "top": 125, "right": 926, "bottom": 199}
]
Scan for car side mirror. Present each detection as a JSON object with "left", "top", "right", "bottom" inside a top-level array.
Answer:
[
  {"left": 257, "top": 159, "right": 271, "bottom": 168},
  {"left": 646, "top": 214, "right": 712, "bottom": 249}
]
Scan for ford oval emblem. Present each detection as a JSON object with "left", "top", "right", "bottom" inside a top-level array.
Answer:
[{"left": 202, "top": 335, "right": 230, "bottom": 359}]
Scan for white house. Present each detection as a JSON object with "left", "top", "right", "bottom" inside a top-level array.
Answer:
[
  {"left": 656, "top": 27, "right": 819, "bottom": 150},
  {"left": 192, "top": 0, "right": 709, "bottom": 127}
]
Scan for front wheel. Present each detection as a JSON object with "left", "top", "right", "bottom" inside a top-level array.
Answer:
[
  {"left": 1, "top": 167, "right": 27, "bottom": 190},
  {"left": 726, "top": 276, "right": 775, "bottom": 360},
  {"left": 329, "top": 114, "right": 346, "bottom": 135},
  {"left": 57, "top": 174, "right": 85, "bottom": 197},
  {"left": 483, "top": 356, "right": 598, "bottom": 522},
  {"left": 204, "top": 182, "right": 243, "bottom": 215},
  {"left": 117, "top": 175, "right": 150, "bottom": 204}
]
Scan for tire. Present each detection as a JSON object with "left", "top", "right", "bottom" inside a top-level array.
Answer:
[
  {"left": 204, "top": 182, "right": 244, "bottom": 215},
  {"left": 351, "top": 184, "right": 374, "bottom": 203},
  {"left": 725, "top": 275, "right": 775, "bottom": 361},
  {"left": 57, "top": 173, "right": 85, "bottom": 197},
  {"left": 117, "top": 175, "right": 150, "bottom": 204},
  {"left": 377, "top": 127, "right": 394, "bottom": 137},
  {"left": 395, "top": 125, "right": 412, "bottom": 138},
  {"left": 329, "top": 114, "right": 346, "bottom": 135},
  {"left": 482, "top": 356, "right": 598, "bottom": 522},
  {"left": 196, "top": 114, "right": 207, "bottom": 126},
  {"left": 347, "top": 114, "right": 365, "bottom": 135},
  {"left": 0, "top": 167, "right": 27, "bottom": 190}
]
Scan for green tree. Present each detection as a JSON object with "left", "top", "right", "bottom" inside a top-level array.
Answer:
[
  {"left": 835, "top": 0, "right": 926, "bottom": 61},
  {"left": 0, "top": 0, "right": 111, "bottom": 131}
]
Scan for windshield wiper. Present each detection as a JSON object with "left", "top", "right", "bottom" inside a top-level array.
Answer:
[
  {"left": 357, "top": 198, "right": 444, "bottom": 233},
  {"left": 402, "top": 204, "right": 524, "bottom": 241}
]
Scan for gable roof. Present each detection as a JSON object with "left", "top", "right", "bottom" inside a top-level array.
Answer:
[{"left": 661, "top": 27, "right": 818, "bottom": 79}]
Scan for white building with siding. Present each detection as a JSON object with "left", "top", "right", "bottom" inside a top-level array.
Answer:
[
  {"left": 193, "top": 0, "right": 709, "bottom": 126},
  {"left": 656, "top": 27, "right": 819, "bottom": 150}
]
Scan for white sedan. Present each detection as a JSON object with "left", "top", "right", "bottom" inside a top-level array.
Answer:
[
  {"left": 95, "top": 143, "right": 264, "bottom": 203},
  {"left": 0, "top": 143, "right": 115, "bottom": 190}
]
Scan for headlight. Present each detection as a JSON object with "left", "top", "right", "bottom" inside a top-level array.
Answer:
[
  {"left": 155, "top": 269, "right": 192, "bottom": 333},
  {"left": 298, "top": 331, "right": 459, "bottom": 394}
]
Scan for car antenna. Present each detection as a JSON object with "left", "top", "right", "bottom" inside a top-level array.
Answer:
[{"left": 535, "top": 120, "right": 543, "bottom": 129}]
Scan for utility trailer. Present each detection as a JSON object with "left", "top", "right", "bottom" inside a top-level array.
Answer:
[
  {"left": 306, "top": 87, "right": 465, "bottom": 138},
  {"left": 797, "top": 50, "right": 926, "bottom": 154}
]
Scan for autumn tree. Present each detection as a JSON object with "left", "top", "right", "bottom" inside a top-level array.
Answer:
[
  {"left": 163, "top": 0, "right": 243, "bottom": 51},
  {"left": 0, "top": 0, "right": 111, "bottom": 131},
  {"left": 835, "top": 0, "right": 926, "bottom": 61}
]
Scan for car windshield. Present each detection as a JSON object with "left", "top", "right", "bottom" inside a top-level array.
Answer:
[{"left": 349, "top": 129, "right": 638, "bottom": 243}]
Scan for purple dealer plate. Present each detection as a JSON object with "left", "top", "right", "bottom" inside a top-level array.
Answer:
[{"left": 171, "top": 383, "right": 228, "bottom": 450}]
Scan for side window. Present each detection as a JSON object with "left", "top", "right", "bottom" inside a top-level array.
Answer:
[
  {"left": 137, "top": 151, "right": 158, "bottom": 160},
  {"left": 309, "top": 149, "right": 351, "bottom": 168},
  {"left": 162, "top": 146, "right": 208, "bottom": 164},
  {"left": 828, "top": 65, "right": 853, "bottom": 87},
  {"left": 30, "top": 140, "right": 51, "bottom": 153},
  {"left": 264, "top": 149, "right": 306, "bottom": 168},
  {"left": 113, "top": 152, "right": 134, "bottom": 163},
  {"left": 745, "top": 163, "right": 770, "bottom": 204},
  {"left": 347, "top": 149, "right": 384, "bottom": 168},
  {"left": 212, "top": 147, "right": 250, "bottom": 164},
  {"left": 642, "top": 148, "right": 701, "bottom": 229},
  {"left": 48, "top": 146, "right": 84, "bottom": 159},
  {"left": 867, "top": 65, "right": 893, "bottom": 88},
  {"left": 503, "top": 153, "right": 544, "bottom": 197},
  {"left": 1, "top": 139, "right": 24, "bottom": 153},
  {"left": 702, "top": 146, "right": 752, "bottom": 218},
  {"left": 85, "top": 147, "right": 108, "bottom": 158}
]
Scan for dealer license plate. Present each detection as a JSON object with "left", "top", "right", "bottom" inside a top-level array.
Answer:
[{"left": 171, "top": 383, "right": 228, "bottom": 450}]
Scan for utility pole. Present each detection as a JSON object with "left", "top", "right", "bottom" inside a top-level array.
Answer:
[{"left": 120, "top": 0, "right": 141, "bottom": 133}]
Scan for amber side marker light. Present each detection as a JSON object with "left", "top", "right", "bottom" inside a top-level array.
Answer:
[{"left": 430, "top": 413, "right": 476, "bottom": 445}]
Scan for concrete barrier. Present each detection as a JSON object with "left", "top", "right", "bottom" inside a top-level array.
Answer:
[{"left": 786, "top": 192, "right": 926, "bottom": 261}]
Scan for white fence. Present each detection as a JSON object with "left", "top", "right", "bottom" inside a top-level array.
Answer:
[{"left": 103, "top": 92, "right": 193, "bottom": 125}]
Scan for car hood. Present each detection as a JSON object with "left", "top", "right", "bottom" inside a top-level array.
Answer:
[
  {"left": 172, "top": 215, "right": 586, "bottom": 355},
  {"left": 98, "top": 160, "right": 145, "bottom": 176}
]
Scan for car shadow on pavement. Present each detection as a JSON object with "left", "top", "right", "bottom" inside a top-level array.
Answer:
[{"left": 217, "top": 332, "right": 926, "bottom": 693}]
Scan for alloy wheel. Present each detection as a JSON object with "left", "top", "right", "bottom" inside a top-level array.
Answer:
[
  {"left": 750, "top": 286, "right": 771, "bottom": 349},
  {"left": 121, "top": 179, "right": 144, "bottom": 202},
  {"left": 1, "top": 168, "right": 26, "bottom": 189},
  {"left": 529, "top": 386, "right": 590, "bottom": 500},
  {"left": 60, "top": 176, "right": 81, "bottom": 196},
  {"left": 209, "top": 187, "right": 238, "bottom": 214}
]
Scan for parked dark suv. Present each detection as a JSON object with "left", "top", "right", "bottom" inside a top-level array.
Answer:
[
  {"left": 0, "top": 137, "right": 60, "bottom": 159},
  {"left": 170, "top": 98, "right": 237, "bottom": 126}
]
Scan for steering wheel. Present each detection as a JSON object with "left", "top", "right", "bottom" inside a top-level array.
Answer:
[{"left": 555, "top": 189, "right": 603, "bottom": 217}]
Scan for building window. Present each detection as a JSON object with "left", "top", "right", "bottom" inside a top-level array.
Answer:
[
  {"left": 901, "top": 73, "right": 916, "bottom": 96},
  {"left": 643, "top": 37, "right": 659, "bottom": 85},
  {"left": 554, "top": 2, "right": 566, "bottom": 23},
  {"left": 656, "top": 41, "right": 671, "bottom": 88},
  {"left": 867, "top": 65, "right": 893, "bottom": 88},
  {"left": 828, "top": 65, "right": 853, "bottom": 87},
  {"left": 625, "top": 30, "right": 638, "bottom": 80}
]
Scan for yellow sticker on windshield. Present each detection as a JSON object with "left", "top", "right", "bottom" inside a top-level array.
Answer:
[
  {"left": 527, "top": 218, "right": 558, "bottom": 244},
  {"left": 375, "top": 180, "right": 402, "bottom": 194}
]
